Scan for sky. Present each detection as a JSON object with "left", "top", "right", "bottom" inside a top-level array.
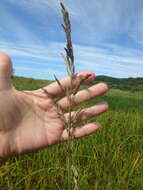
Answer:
[{"left": 0, "top": 0, "right": 143, "bottom": 80}]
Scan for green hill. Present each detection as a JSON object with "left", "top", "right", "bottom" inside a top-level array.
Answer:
[
  {"left": 12, "top": 75, "right": 143, "bottom": 92},
  {"left": 89, "top": 76, "right": 143, "bottom": 92}
]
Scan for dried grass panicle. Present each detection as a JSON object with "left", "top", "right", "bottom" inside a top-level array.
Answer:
[
  {"left": 41, "top": 3, "right": 93, "bottom": 189},
  {"left": 60, "top": 3, "right": 80, "bottom": 189},
  {"left": 60, "top": 2, "right": 91, "bottom": 95},
  {"left": 60, "top": 2, "right": 75, "bottom": 77}
]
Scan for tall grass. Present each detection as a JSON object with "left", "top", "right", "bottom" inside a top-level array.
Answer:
[{"left": 0, "top": 86, "right": 143, "bottom": 189}]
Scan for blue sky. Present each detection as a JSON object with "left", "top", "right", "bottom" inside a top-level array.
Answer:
[{"left": 0, "top": 0, "right": 143, "bottom": 80}]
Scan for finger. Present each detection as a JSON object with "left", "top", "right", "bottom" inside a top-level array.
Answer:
[
  {"left": 34, "top": 71, "right": 95, "bottom": 98},
  {"left": 61, "top": 122, "right": 100, "bottom": 141},
  {"left": 64, "top": 101, "right": 108, "bottom": 124},
  {"left": 58, "top": 82, "right": 108, "bottom": 111},
  {"left": 0, "top": 52, "right": 13, "bottom": 90}
]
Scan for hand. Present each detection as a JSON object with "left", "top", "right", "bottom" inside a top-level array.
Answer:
[{"left": 0, "top": 52, "right": 108, "bottom": 160}]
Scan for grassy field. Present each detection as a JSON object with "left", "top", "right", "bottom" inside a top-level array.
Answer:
[{"left": 0, "top": 77, "right": 143, "bottom": 190}]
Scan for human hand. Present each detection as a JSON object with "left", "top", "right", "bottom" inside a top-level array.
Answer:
[{"left": 0, "top": 52, "right": 108, "bottom": 160}]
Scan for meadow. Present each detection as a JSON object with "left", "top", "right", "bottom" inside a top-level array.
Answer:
[{"left": 0, "top": 76, "right": 143, "bottom": 190}]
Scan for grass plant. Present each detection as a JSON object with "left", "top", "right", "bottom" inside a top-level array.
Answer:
[
  {"left": 40, "top": 3, "right": 92, "bottom": 189},
  {"left": 0, "top": 88, "right": 142, "bottom": 189}
]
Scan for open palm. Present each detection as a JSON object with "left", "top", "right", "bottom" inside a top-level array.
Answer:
[{"left": 0, "top": 53, "right": 108, "bottom": 159}]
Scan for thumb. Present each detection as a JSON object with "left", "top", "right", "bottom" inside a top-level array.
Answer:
[{"left": 0, "top": 52, "right": 13, "bottom": 90}]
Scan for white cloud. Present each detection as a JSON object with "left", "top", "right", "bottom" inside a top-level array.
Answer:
[
  {"left": 0, "top": 0, "right": 143, "bottom": 79},
  {"left": 15, "top": 65, "right": 65, "bottom": 80},
  {"left": 6, "top": 0, "right": 143, "bottom": 47},
  {"left": 0, "top": 2, "right": 41, "bottom": 45},
  {"left": 0, "top": 41, "right": 143, "bottom": 79}
]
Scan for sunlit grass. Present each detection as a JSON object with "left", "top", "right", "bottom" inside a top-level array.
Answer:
[{"left": 0, "top": 78, "right": 143, "bottom": 189}]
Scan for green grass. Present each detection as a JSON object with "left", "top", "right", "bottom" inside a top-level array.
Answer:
[{"left": 0, "top": 77, "right": 143, "bottom": 189}]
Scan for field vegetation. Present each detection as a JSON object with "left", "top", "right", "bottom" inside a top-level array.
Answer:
[
  {"left": 0, "top": 76, "right": 142, "bottom": 189},
  {"left": 0, "top": 77, "right": 143, "bottom": 190}
]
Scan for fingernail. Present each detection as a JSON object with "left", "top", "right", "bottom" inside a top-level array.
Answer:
[{"left": 77, "top": 71, "right": 96, "bottom": 84}]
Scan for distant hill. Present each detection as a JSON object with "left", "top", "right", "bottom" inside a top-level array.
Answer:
[
  {"left": 90, "top": 76, "right": 143, "bottom": 92},
  {"left": 12, "top": 75, "right": 143, "bottom": 92}
]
